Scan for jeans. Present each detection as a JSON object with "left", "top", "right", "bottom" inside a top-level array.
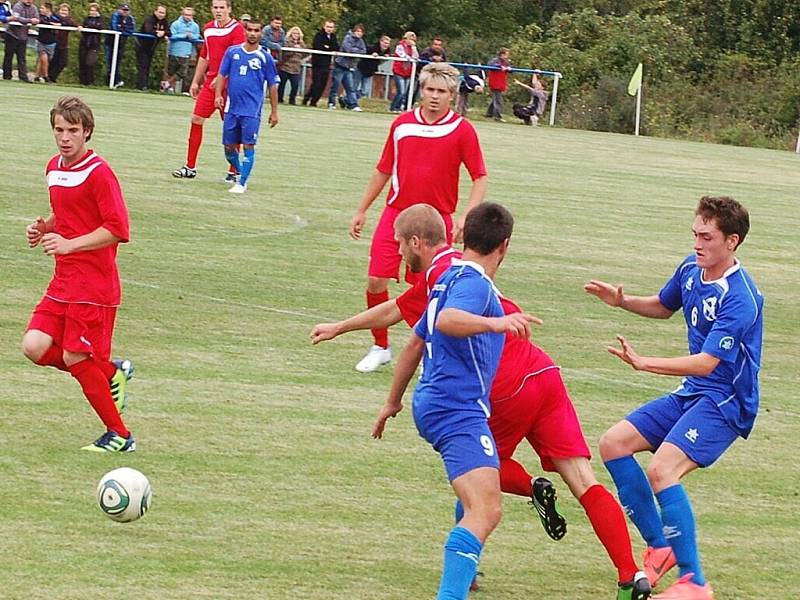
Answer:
[
  {"left": 486, "top": 90, "right": 504, "bottom": 119},
  {"left": 278, "top": 70, "right": 301, "bottom": 104},
  {"left": 390, "top": 75, "right": 409, "bottom": 111},
  {"left": 105, "top": 38, "right": 127, "bottom": 85},
  {"left": 2, "top": 35, "right": 28, "bottom": 81},
  {"left": 328, "top": 65, "right": 358, "bottom": 109},
  {"left": 354, "top": 72, "right": 374, "bottom": 98}
]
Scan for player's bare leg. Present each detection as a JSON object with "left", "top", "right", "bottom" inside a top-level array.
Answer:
[{"left": 356, "top": 275, "right": 392, "bottom": 372}]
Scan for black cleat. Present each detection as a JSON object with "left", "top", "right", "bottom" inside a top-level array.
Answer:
[
  {"left": 617, "top": 571, "right": 651, "bottom": 600},
  {"left": 530, "top": 476, "right": 567, "bottom": 540}
]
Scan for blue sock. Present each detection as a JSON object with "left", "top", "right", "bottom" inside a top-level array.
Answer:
[
  {"left": 239, "top": 146, "right": 256, "bottom": 186},
  {"left": 437, "top": 526, "right": 482, "bottom": 600},
  {"left": 656, "top": 484, "right": 705, "bottom": 585},
  {"left": 224, "top": 148, "right": 241, "bottom": 175},
  {"left": 605, "top": 456, "right": 668, "bottom": 548},
  {"left": 454, "top": 500, "right": 464, "bottom": 523}
]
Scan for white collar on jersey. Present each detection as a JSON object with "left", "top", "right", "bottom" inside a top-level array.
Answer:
[
  {"left": 700, "top": 258, "right": 741, "bottom": 286},
  {"left": 450, "top": 259, "right": 503, "bottom": 296},
  {"left": 413, "top": 106, "right": 457, "bottom": 125}
]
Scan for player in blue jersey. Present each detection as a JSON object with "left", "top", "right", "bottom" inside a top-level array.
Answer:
[
  {"left": 214, "top": 18, "right": 280, "bottom": 194},
  {"left": 372, "top": 203, "right": 538, "bottom": 600},
  {"left": 585, "top": 196, "right": 763, "bottom": 600}
]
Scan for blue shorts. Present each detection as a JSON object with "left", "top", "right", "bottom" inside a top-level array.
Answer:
[
  {"left": 413, "top": 400, "right": 499, "bottom": 481},
  {"left": 222, "top": 113, "right": 261, "bottom": 146},
  {"left": 626, "top": 393, "right": 739, "bottom": 467}
]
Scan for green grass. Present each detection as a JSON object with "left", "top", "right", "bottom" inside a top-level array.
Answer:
[{"left": 0, "top": 82, "right": 798, "bottom": 599}]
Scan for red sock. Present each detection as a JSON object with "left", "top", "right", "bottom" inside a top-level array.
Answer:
[
  {"left": 186, "top": 122, "right": 203, "bottom": 169},
  {"left": 36, "top": 344, "right": 68, "bottom": 371},
  {"left": 499, "top": 458, "right": 534, "bottom": 497},
  {"left": 95, "top": 359, "right": 116, "bottom": 380},
  {"left": 580, "top": 484, "right": 639, "bottom": 583},
  {"left": 68, "top": 358, "right": 129, "bottom": 438},
  {"left": 366, "top": 290, "right": 390, "bottom": 348}
]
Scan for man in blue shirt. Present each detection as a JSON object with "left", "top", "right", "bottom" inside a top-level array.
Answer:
[
  {"left": 373, "top": 203, "right": 538, "bottom": 600},
  {"left": 214, "top": 18, "right": 280, "bottom": 194},
  {"left": 104, "top": 3, "right": 135, "bottom": 87},
  {"left": 166, "top": 7, "right": 200, "bottom": 94},
  {"left": 585, "top": 196, "right": 763, "bottom": 600}
]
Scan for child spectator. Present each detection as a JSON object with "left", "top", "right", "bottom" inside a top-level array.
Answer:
[
  {"left": 34, "top": 2, "right": 59, "bottom": 82},
  {"left": 456, "top": 70, "right": 484, "bottom": 116}
]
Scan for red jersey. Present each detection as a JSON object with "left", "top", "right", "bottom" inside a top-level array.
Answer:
[
  {"left": 199, "top": 18, "right": 245, "bottom": 80},
  {"left": 376, "top": 108, "right": 487, "bottom": 214},
  {"left": 490, "top": 297, "right": 557, "bottom": 401},
  {"left": 44, "top": 151, "right": 129, "bottom": 306},
  {"left": 397, "top": 246, "right": 461, "bottom": 326}
]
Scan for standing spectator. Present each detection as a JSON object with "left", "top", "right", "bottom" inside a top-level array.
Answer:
[
  {"left": 301, "top": 19, "right": 337, "bottom": 107},
  {"left": 260, "top": 14, "right": 284, "bottom": 60},
  {"left": 48, "top": 3, "right": 77, "bottom": 83},
  {"left": 456, "top": 70, "right": 484, "bottom": 116},
  {"left": 355, "top": 34, "right": 390, "bottom": 99},
  {"left": 104, "top": 2, "right": 135, "bottom": 88},
  {"left": 277, "top": 25, "right": 305, "bottom": 105},
  {"left": 328, "top": 23, "right": 365, "bottom": 111},
  {"left": 166, "top": 6, "right": 199, "bottom": 94},
  {"left": 3, "top": 0, "right": 39, "bottom": 82},
  {"left": 238, "top": 12, "right": 249, "bottom": 25},
  {"left": 134, "top": 4, "right": 167, "bottom": 90},
  {"left": 389, "top": 31, "right": 418, "bottom": 113},
  {"left": 485, "top": 48, "right": 511, "bottom": 121},
  {"left": 419, "top": 36, "right": 446, "bottom": 62},
  {"left": 78, "top": 2, "right": 102, "bottom": 85},
  {"left": 34, "top": 2, "right": 58, "bottom": 83}
]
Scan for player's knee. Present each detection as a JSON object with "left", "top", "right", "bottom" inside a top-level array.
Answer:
[
  {"left": 599, "top": 429, "right": 626, "bottom": 461},
  {"left": 21, "top": 333, "right": 46, "bottom": 363},
  {"left": 367, "top": 276, "right": 388, "bottom": 294},
  {"left": 645, "top": 459, "right": 676, "bottom": 493},
  {"left": 190, "top": 114, "right": 205, "bottom": 126}
]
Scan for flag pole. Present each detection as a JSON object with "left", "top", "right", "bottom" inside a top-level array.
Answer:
[
  {"left": 795, "top": 128, "right": 800, "bottom": 153},
  {"left": 634, "top": 84, "right": 641, "bottom": 136}
]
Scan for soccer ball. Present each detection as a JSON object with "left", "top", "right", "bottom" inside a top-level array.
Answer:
[{"left": 96, "top": 467, "right": 152, "bottom": 523}]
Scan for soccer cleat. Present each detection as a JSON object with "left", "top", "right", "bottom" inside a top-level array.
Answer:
[
  {"left": 643, "top": 546, "right": 677, "bottom": 587},
  {"left": 81, "top": 430, "right": 136, "bottom": 453},
  {"left": 223, "top": 172, "right": 239, "bottom": 183},
  {"left": 229, "top": 183, "right": 247, "bottom": 194},
  {"left": 618, "top": 571, "right": 652, "bottom": 600},
  {"left": 530, "top": 476, "right": 567, "bottom": 540},
  {"left": 355, "top": 345, "right": 392, "bottom": 373},
  {"left": 652, "top": 574, "right": 713, "bottom": 599},
  {"left": 109, "top": 358, "right": 134, "bottom": 414},
  {"left": 172, "top": 165, "right": 197, "bottom": 178}
]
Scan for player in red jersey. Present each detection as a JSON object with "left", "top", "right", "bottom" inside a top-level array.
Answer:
[
  {"left": 314, "top": 204, "right": 651, "bottom": 599},
  {"left": 22, "top": 96, "right": 136, "bottom": 453},
  {"left": 172, "top": 0, "right": 245, "bottom": 180},
  {"left": 348, "top": 62, "right": 488, "bottom": 374}
]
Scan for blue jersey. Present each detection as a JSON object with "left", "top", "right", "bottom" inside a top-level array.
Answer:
[
  {"left": 413, "top": 260, "right": 505, "bottom": 418},
  {"left": 658, "top": 255, "right": 764, "bottom": 437},
  {"left": 219, "top": 44, "right": 280, "bottom": 117}
]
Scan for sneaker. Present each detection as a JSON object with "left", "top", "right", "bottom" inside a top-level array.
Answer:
[
  {"left": 229, "top": 183, "right": 247, "bottom": 194},
  {"left": 652, "top": 574, "right": 713, "bottom": 599},
  {"left": 109, "top": 359, "right": 134, "bottom": 414},
  {"left": 643, "top": 546, "right": 677, "bottom": 587},
  {"left": 172, "top": 165, "right": 197, "bottom": 178},
  {"left": 338, "top": 96, "right": 345, "bottom": 109},
  {"left": 618, "top": 571, "right": 651, "bottom": 600},
  {"left": 82, "top": 430, "right": 136, "bottom": 453},
  {"left": 328, "top": 103, "right": 337, "bottom": 110},
  {"left": 355, "top": 345, "right": 392, "bottom": 373},
  {"left": 351, "top": 106, "right": 364, "bottom": 112},
  {"left": 529, "top": 476, "right": 567, "bottom": 540},
  {"left": 223, "top": 172, "right": 239, "bottom": 184}
]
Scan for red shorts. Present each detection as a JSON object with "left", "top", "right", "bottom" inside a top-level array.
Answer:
[
  {"left": 488, "top": 366, "right": 591, "bottom": 472},
  {"left": 368, "top": 205, "right": 453, "bottom": 282},
  {"left": 193, "top": 81, "right": 225, "bottom": 119},
  {"left": 27, "top": 296, "right": 117, "bottom": 361}
]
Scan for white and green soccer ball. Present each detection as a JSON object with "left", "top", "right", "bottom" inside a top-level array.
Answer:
[{"left": 97, "top": 467, "right": 152, "bottom": 523}]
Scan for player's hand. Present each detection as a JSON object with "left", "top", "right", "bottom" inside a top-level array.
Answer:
[
  {"left": 309, "top": 323, "right": 340, "bottom": 344},
  {"left": 584, "top": 279, "right": 624, "bottom": 308},
  {"left": 452, "top": 215, "right": 466, "bottom": 244},
  {"left": 189, "top": 82, "right": 200, "bottom": 98},
  {"left": 40, "top": 232, "right": 73, "bottom": 256},
  {"left": 268, "top": 111, "right": 278, "bottom": 128},
  {"left": 26, "top": 217, "right": 47, "bottom": 248},
  {"left": 607, "top": 334, "right": 644, "bottom": 370},
  {"left": 350, "top": 212, "right": 366, "bottom": 240},
  {"left": 214, "top": 94, "right": 224, "bottom": 110},
  {"left": 371, "top": 402, "right": 403, "bottom": 439},
  {"left": 494, "top": 312, "right": 542, "bottom": 339}
]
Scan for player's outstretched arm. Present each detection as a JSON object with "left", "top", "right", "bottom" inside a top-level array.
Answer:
[
  {"left": 40, "top": 226, "right": 121, "bottom": 256},
  {"left": 310, "top": 300, "right": 403, "bottom": 344},
  {"left": 372, "top": 333, "right": 424, "bottom": 439},
  {"left": 26, "top": 215, "right": 53, "bottom": 248},
  {"left": 608, "top": 334, "right": 719, "bottom": 376},
  {"left": 436, "top": 308, "right": 542, "bottom": 339},
  {"left": 584, "top": 279, "right": 673, "bottom": 319},
  {"left": 453, "top": 175, "right": 488, "bottom": 243},
  {"left": 350, "top": 169, "right": 391, "bottom": 240}
]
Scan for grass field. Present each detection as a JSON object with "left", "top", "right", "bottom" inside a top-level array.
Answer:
[{"left": 0, "top": 82, "right": 798, "bottom": 599}]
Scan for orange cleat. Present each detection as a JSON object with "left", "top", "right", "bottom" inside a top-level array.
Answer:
[
  {"left": 652, "top": 574, "right": 714, "bottom": 599},
  {"left": 643, "top": 546, "right": 677, "bottom": 587}
]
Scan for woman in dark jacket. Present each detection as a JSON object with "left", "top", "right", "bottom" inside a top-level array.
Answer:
[{"left": 79, "top": 2, "right": 103, "bottom": 85}]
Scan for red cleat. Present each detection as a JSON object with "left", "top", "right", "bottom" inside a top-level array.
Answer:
[
  {"left": 643, "top": 546, "right": 677, "bottom": 587},
  {"left": 652, "top": 574, "right": 713, "bottom": 599}
]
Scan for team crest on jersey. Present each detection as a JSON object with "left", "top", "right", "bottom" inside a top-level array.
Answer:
[
  {"left": 248, "top": 57, "right": 262, "bottom": 70},
  {"left": 702, "top": 296, "right": 717, "bottom": 321},
  {"left": 719, "top": 336, "right": 735, "bottom": 350},
  {"left": 233, "top": 53, "right": 240, "bottom": 60},
  {"left": 685, "top": 276, "right": 693, "bottom": 291}
]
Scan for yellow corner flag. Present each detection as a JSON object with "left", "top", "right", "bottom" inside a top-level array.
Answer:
[{"left": 627, "top": 63, "right": 643, "bottom": 96}]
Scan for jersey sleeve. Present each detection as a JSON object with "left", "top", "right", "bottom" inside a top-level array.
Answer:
[
  {"left": 265, "top": 54, "right": 280, "bottom": 86},
  {"left": 459, "top": 121, "right": 488, "bottom": 181},
  {"left": 701, "top": 294, "right": 758, "bottom": 363},
  {"left": 376, "top": 121, "right": 398, "bottom": 174},
  {"left": 443, "top": 275, "right": 492, "bottom": 315},
  {"left": 414, "top": 305, "right": 429, "bottom": 339},
  {"left": 92, "top": 164, "right": 130, "bottom": 243},
  {"left": 199, "top": 37, "right": 207, "bottom": 60},
  {"left": 218, "top": 47, "right": 232, "bottom": 77},
  {"left": 396, "top": 279, "right": 428, "bottom": 327},
  {"left": 658, "top": 256, "right": 692, "bottom": 311}
]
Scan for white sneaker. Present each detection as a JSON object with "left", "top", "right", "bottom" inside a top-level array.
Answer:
[
  {"left": 355, "top": 345, "right": 392, "bottom": 373},
  {"left": 328, "top": 103, "right": 337, "bottom": 110},
  {"left": 351, "top": 106, "right": 364, "bottom": 112},
  {"left": 229, "top": 183, "right": 247, "bottom": 194}
]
